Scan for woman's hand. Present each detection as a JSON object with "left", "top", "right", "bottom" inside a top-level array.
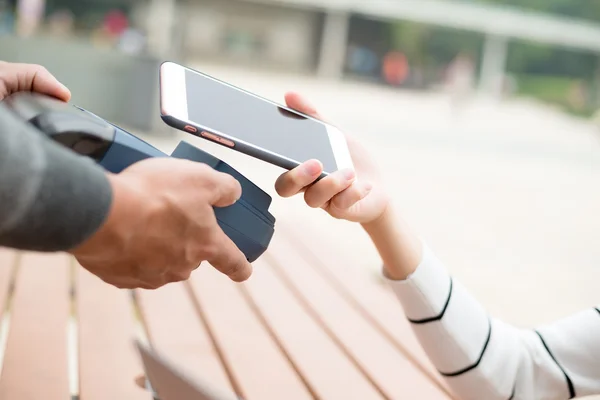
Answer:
[
  {"left": 276, "top": 93, "right": 422, "bottom": 280},
  {"left": 275, "top": 92, "right": 389, "bottom": 224},
  {"left": 0, "top": 61, "right": 71, "bottom": 101}
]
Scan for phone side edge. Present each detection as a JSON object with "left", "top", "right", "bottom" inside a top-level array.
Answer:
[
  {"left": 227, "top": 140, "right": 305, "bottom": 172},
  {"left": 161, "top": 115, "right": 307, "bottom": 174},
  {"left": 327, "top": 125, "right": 354, "bottom": 173},
  {"left": 159, "top": 62, "right": 189, "bottom": 122}
]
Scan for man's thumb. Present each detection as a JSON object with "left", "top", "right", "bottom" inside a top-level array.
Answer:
[{"left": 208, "top": 171, "right": 242, "bottom": 208}]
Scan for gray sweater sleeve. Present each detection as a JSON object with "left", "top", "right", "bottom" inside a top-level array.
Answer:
[{"left": 0, "top": 106, "right": 113, "bottom": 252}]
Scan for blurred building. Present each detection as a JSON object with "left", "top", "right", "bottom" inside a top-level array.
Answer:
[
  {"left": 166, "top": 0, "right": 600, "bottom": 94},
  {"left": 178, "top": 0, "right": 323, "bottom": 73},
  {"left": 4, "top": 0, "right": 600, "bottom": 108}
]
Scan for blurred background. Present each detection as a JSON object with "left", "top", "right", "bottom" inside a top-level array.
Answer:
[{"left": 1, "top": 0, "right": 599, "bottom": 350}]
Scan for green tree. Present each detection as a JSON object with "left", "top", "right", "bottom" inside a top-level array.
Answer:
[
  {"left": 389, "top": 21, "right": 431, "bottom": 69},
  {"left": 389, "top": 21, "right": 482, "bottom": 78}
]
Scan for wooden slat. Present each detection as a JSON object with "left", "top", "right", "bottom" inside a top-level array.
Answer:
[
  {"left": 136, "top": 281, "right": 235, "bottom": 397},
  {"left": 0, "top": 250, "right": 16, "bottom": 321},
  {"left": 77, "top": 267, "right": 151, "bottom": 400},
  {"left": 266, "top": 234, "right": 450, "bottom": 399},
  {"left": 279, "top": 219, "right": 451, "bottom": 393},
  {"left": 0, "top": 253, "right": 70, "bottom": 400},
  {"left": 244, "top": 258, "right": 385, "bottom": 400},
  {"left": 189, "top": 265, "right": 313, "bottom": 400}
]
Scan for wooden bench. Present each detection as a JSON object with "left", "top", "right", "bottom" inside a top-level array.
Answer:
[{"left": 0, "top": 216, "right": 455, "bottom": 400}]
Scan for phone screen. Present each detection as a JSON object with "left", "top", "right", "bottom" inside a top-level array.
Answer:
[{"left": 184, "top": 69, "right": 338, "bottom": 172}]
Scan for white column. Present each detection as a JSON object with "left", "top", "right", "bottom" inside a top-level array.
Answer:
[
  {"left": 317, "top": 10, "right": 349, "bottom": 79},
  {"left": 146, "top": 0, "right": 176, "bottom": 58},
  {"left": 15, "top": 0, "right": 45, "bottom": 37},
  {"left": 479, "top": 34, "right": 509, "bottom": 99},
  {"left": 593, "top": 56, "right": 600, "bottom": 108}
]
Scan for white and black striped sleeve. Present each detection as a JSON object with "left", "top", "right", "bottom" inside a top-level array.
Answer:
[{"left": 386, "top": 243, "right": 600, "bottom": 400}]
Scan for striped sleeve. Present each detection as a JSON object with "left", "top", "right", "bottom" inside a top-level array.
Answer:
[{"left": 386, "top": 244, "right": 600, "bottom": 400}]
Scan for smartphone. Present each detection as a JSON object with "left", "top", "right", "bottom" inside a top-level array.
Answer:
[{"left": 159, "top": 61, "right": 353, "bottom": 175}]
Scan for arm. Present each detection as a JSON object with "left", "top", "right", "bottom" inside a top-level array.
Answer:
[
  {"left": 0, "top": 104, "right": 253, "bottom": 286},
  {"left": 363, "top": 206, "right": 600, "bottom": 400},
  {"left": 0, "top": 105, "right": 113, "bottom": 251},
  {"left": 275, "top": 92, "right": 600, "bottom": 399},
  {"left": 0, "top": 61, "right": 253, "bottom": 289}
]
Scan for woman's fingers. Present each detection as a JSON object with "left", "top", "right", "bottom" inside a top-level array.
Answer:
[
  {"left": 282, "top": 91, "right": 374, "bottom": 216},
  {"left": 275, "top": 159, "right": 323, "bottom": 198},
  {"left": 330, "top": 181, "right": 372, "bottom": 210},
  {"left": 284, "top": 92, "right": 321, "bottom": 119},
  {"left": 275, "top": 93, "right": 324, "bottom": 199},
  {"left": 303, "top": 169, "right": 355, "bottom": 209}
]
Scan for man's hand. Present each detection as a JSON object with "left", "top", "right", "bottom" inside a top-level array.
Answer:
[
  {"left": 71, "top": 158, "right": 253, "bottom": 289},
  {"left": 0, "top": 61, "right": 71, "bottom": 101}
]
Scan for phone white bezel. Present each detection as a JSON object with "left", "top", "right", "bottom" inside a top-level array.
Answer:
[{"left": 159, "top": 61, "right": 354, "bottom": 173}]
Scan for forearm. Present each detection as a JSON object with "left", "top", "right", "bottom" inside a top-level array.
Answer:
[
  {"left": 362, "top": 207, "right": 600, "bottom": 399},
  {"left": 0, "top": 106, "right": 112, "bottom": 252},
  {"left": 360, "top": 205, "right": 422, "bottom": 280}
]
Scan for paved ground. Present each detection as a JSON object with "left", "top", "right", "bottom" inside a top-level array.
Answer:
[{"left": 143, "top": 62, "right": 600, "bottom": 332}]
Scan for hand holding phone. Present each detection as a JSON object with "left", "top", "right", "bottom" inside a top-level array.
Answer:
[
  {"left": 274, "top": 92, "right": 388, "bottom": 224},
  {"left": 159, "top": 62, "right": 353, "bottom": 176}
]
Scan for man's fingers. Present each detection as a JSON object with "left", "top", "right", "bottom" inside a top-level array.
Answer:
[
  {"left": 164, "top": 269, "right": 194, "bottom": 283},
  {"left": 275, "top": 159, "right": 322, "bottom": 198},
  {"left": 206, "top": 229, "right": 253, "bottom": 282},
  {"left": 330, "top": 181, "right": 372, "bottom": 210},
  {"left": 200, "top": 167, "right": 243, "bottom": 208},
  {"left": 304, "top": 169, "right": 355, "bottom": 208},
  {"left": 1, "top": 62, "right": 71, "bottom": 101},
  {"left": 26, "top": 64, "right": 72, "bottom": 101}
]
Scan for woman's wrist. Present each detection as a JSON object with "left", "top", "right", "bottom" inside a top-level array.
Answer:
[{"left": 360, "top": 205, "right": 422, "bottom": 281}]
